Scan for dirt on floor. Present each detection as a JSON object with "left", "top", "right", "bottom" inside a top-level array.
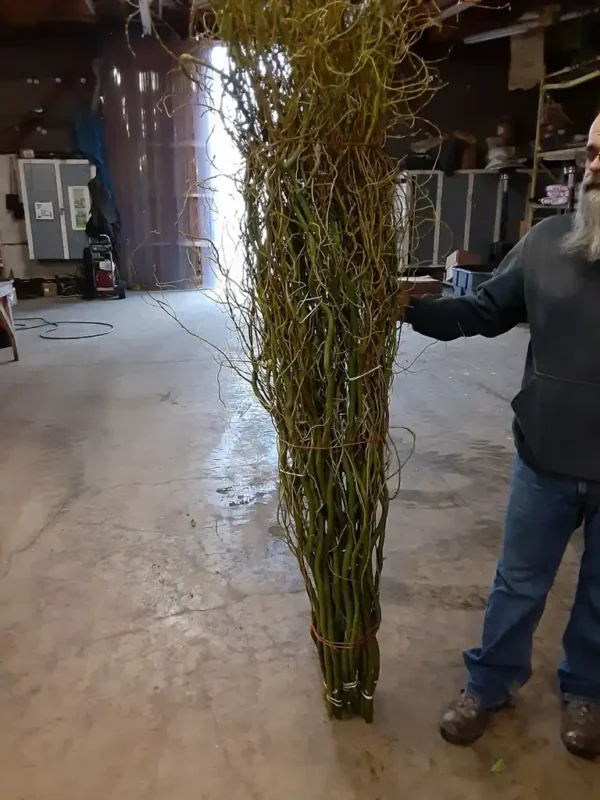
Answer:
[{"left": 0, "top": 294, "right": 597, "bottom": 799}]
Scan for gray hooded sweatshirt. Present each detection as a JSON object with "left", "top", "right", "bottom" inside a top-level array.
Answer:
[{"left": 405, "top": 214, "right": 600, "bottom": 481}]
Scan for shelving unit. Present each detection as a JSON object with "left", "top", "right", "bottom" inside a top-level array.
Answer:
[
  {"left": 527, "top": 59, "right": 600, "bottom": 225},
  {"left": 538, "top": 147, "right": 586, "bottom": 162}
]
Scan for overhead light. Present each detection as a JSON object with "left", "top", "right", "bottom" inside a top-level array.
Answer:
[
  {"left": 139, "top": 0, "right": 152, "bottom": 36},
  {"left": 437, "top": 1, "right": 480, "bottom": 23},
  {"left": 465, "top": 21, "right": 539, "bottom": 44},
  {"left": 560, "top": 8, "right": 599, "bottom": 23},
  {"left": 465, "top": 7, "right": 598, "bottom": 45}
]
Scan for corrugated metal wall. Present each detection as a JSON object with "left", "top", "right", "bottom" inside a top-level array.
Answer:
[{"left": 101, "top": 33, "right": 212, "bottom": 290}]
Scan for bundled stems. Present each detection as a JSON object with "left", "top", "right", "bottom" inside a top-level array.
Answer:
[{"left": 187, "top": 0, "right": 436, "bottom": 720}]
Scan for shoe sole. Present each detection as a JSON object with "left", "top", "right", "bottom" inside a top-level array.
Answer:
[
  {"left": 439, "top": 724, "right": 485, "bottom": 747},
  {"left": 563, "top": 741, "right": 598, "bottom": 762},
  {"left": 438, "top": 701, "right": 511, "bottom": 747}
]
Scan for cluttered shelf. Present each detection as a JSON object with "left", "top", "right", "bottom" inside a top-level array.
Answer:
[
  {"left": 544, "top": 58, "right": 600, "bottom": 91},
  {"left": 526, "top": 60, "right": 600, "bottom": 225}
]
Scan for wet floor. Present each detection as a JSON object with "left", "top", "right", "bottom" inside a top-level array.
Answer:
[{"left": 0, "top": 293, "right": 597, "bottom": 798}]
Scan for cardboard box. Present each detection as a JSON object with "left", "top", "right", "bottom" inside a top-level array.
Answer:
[
  {"left": 519, "top": 220, "right": 532, "bottom": 240},
  {"left": 399, "top": 275, "right": 443, "bottom": 298},
  {"left": 446, "top": 249, "right": 482, "bottom": 269}
]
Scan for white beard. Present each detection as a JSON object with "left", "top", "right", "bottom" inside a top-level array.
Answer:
[{"left": 562, "top": 185, "right": 600, "bottom": 261}]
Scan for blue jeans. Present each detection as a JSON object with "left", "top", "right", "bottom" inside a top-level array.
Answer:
[{"left": 465, "top": 455, "right": 600, "bottom": 708}]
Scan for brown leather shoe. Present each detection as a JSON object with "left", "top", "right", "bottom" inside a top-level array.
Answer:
[
  {"left": 439, "top": 691, "right": 494, "bottom": 746},
  {"left": 561, "top": 698, "right": 600, "bottom": 761}
]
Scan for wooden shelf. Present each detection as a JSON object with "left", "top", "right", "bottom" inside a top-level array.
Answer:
[
  {"left": 538, "top": 147, "right": 584, "bottom": 162},
  {"left": 529, "top": 202, "right": 569, "bottom": 210}
]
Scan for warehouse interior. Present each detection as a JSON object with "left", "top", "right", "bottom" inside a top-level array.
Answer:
[{"left": 1, "top": 1, "right": 600, "bottom": 797}]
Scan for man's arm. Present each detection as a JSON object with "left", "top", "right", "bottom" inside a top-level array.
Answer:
[{"left": 402, "top": 236, "right": 527, "bottom": 342}]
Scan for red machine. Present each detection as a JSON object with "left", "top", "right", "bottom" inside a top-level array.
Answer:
[{"left": 82, "top": 234, "right": 126, "bottom": 300}]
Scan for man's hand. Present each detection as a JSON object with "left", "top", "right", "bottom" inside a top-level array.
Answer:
[
  {"left": 395, "top": 277, "right": 443, "bottom": 320},
  {"left": 394, "top": 286, "right": 411, "bottom": 321}
]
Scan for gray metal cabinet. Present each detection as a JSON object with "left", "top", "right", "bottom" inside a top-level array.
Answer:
[
  {"left": 19, "top": 159, "right": 96, "bottom": 260},
  {"left": 405, "top": 169, "right": 529, "bottom": 267}
]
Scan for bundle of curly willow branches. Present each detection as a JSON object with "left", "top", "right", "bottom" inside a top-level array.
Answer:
[{"left": 188, "top": 0, "right": 435, "bottom": 721}]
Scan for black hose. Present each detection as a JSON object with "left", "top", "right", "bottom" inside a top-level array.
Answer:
[{"left": 14, "top": 317, "right": 114, "bottom": 340}]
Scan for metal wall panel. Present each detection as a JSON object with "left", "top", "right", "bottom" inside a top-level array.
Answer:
[
  {"left": 438, "top": 173, "right": 469, "bottom": 263},
  {"left": 406, "top": 170, "right": 529, "bottom": 269},
  {"left": 506, "top": 172, "right": 529, "bottom": 244},
  {"left": 20, "top": 161, "right": 64, "bottom": 260},
  {"left": 59, "top": 162, "right": 94, "bottom": 260},
  {"left": 469, "top": 173, "right": 501, "bottom": 262},
  {"left": 411, "top": 173, "right": 438, "bottom": 267}
]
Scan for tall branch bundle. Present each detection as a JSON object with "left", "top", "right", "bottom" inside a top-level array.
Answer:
[{"left": 188, "top": 0, "right": 436, "bottom": 721}]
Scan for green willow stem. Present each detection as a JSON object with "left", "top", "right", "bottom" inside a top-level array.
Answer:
[{"left": 186, "top": 0, "right": 437, "bottom": 721}]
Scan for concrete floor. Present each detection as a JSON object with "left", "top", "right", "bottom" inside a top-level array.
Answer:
[{"left": 0, "top": 292, "right": 597, "bottom": 798}]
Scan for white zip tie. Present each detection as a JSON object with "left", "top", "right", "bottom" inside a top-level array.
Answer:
[
  {"left": 361, "top": 680, "right": 377, "bottom": 701},
  {"left": 326, "top": 694, "right": 343, "bottom": 708},
  {"left": 342, "top": 673, "right": 360, "bottom": 691}
]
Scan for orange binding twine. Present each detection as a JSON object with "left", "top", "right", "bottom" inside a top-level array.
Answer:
[{"left": 310, "top": 622, "right": 381, "bottom": 651}]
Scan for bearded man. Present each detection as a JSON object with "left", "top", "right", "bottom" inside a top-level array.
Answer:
[{"left": 403, "top": 116, "right": 600, "bottom": 760}]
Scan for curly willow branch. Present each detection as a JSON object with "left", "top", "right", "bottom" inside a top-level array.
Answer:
[{"left": 182, "top": 0, "right": 439, "bottom": 721}]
